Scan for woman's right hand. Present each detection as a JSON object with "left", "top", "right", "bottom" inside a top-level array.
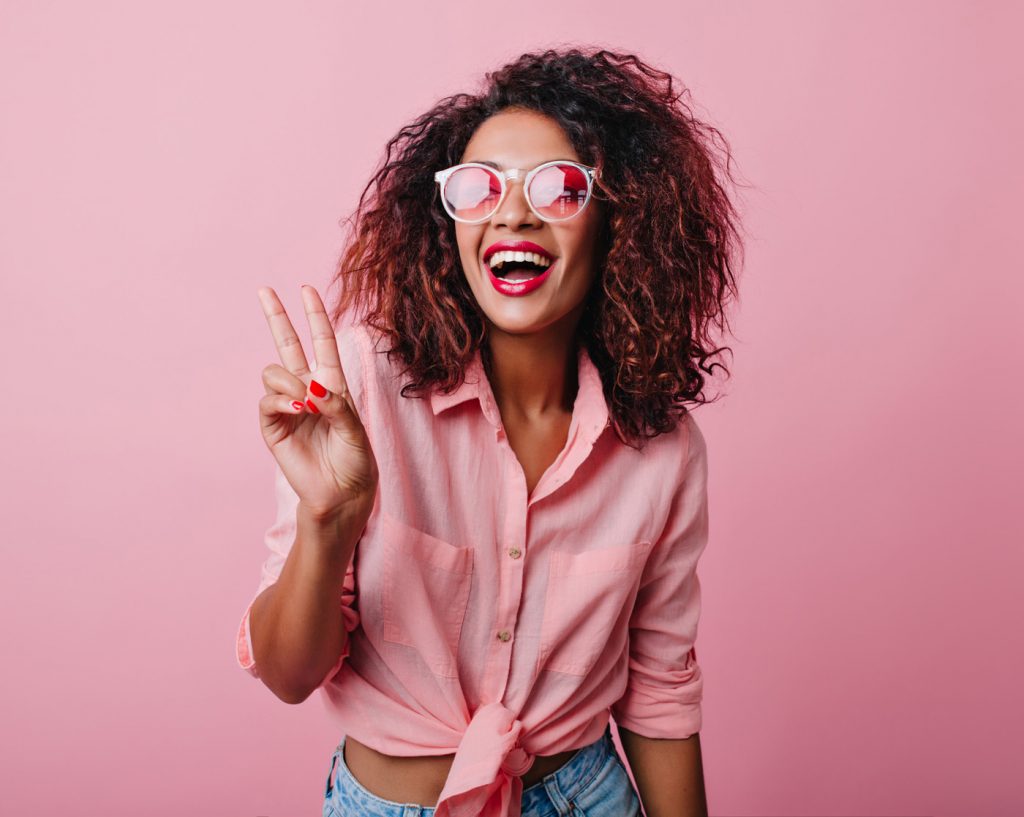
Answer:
[{"left": 256, "top": 285, "right": 379, "bottom": 521}]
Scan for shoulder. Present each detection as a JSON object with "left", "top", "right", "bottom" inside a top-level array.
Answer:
[
  {"left": 333, "top": 302, "right": 392, "bottom": 370},
  {"left": 640, "top": 410, "right": 707, "bottom": 482},
  {"left": 659, "top": 411, "right": 708, "bottom": 502},
  {"left": 681, "top": 411, "right": 707, "bottom": 470},
  {"left": 331, "top": 301, "right": 378, "bottom": 414},
  {"left": 332, "top": 301, "right": 412, "bottom": 419}
]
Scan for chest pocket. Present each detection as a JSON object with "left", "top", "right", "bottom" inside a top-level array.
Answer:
[
  {"left": 537, "top": 539, "right": 655, "bottom": 677},
  {"left": 380, "top": 512, "right": 474, "bottom": 678}
]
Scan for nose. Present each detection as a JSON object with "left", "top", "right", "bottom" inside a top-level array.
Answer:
[{"left": 491, "top": 177, "right": 541, "bottom": 230}]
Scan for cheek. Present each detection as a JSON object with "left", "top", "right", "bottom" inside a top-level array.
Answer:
[
  {"left": 455, "top": 226, "right": 482, "bottom": 267},
  {"left": 562, "top": 221, "right": 602, "bottom": 264}
]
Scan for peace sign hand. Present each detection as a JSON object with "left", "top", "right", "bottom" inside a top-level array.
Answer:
[{"left": 256, "top": 285, "right": 379, "bottom": 521}]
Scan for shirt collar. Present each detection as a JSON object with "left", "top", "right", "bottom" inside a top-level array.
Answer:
[
  {"left": 428, "top": 346, "right": 488, "bottom": 416},
  {"left": 429, "top": 344, "right": 611, "bottom": 439}
]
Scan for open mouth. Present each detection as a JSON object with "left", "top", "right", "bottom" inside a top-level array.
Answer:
[{"left": 485, "top": 250, "right": 554, "bottom": 281}]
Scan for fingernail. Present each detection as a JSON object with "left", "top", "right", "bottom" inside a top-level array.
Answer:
[
  {"left": 306, "top": 399, "right": 320, "bottom": 414},
  {"left": 309, "top": 379, "right": 328, "bottom": 398},
  {"left": 290, "top": 400, "right": 305, "bottom": 412}
]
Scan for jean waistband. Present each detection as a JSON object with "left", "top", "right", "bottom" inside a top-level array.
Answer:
[{"left": 520, "top": 722, "right": 614, "bottom": 811}]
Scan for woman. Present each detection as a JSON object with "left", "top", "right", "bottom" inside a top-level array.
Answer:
[{"left": 237, "top": 47, "right": 742, "bottom": 817}]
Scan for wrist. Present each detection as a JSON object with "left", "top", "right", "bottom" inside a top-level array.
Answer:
[{"left": 297, "top": 496, "right": 372, "bottom": 537}]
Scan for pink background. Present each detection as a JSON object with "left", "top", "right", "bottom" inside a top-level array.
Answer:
[{"left": 1, "top": 2, "right": 1021, "bottom": 815}]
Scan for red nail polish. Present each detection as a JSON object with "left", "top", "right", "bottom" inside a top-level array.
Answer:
[
  {"left": 291, "top": 401, "right": 305, "bottom": 411},
  {"left": 310, "top": 379, "right": 327, "bottom": 398},
  {"left": 306, "top": 399, "right": 320, "bottom": 414}
]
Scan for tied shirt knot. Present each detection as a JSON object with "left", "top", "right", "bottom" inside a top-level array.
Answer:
[
  {"left": 501, "top": 743, "right": 533, "bottom": 777},
  {"left": 433, "top": 701, "right": 536, "bottom": 817}
]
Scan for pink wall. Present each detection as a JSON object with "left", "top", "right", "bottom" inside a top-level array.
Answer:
[{"left": 1, "top": 2, "right": 1020, "bottom": 815}]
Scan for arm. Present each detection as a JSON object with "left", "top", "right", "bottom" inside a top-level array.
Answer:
[
  {"left": 612, "top": 413, "right": 711, "bottom": 815},
  {"left": 237, "top": 297, "right": 373, "bottom": 703},
  {"left": 618, "top": 727, "right": 707, "bottom": 817},
  {"left": 245, "top": 500, "right": 367, "bottom": 704}
]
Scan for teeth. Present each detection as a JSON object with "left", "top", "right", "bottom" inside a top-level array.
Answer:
[{"left": 488, "top": 250, "right": 552, "bottom": 269}]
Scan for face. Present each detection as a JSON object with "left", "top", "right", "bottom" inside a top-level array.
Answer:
[{"left": 453, "top": 108, "right": 605, "bottom": 342}]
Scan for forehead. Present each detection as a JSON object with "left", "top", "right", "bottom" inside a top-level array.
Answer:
[{"left": 461, "top": 108, "right": 580, "bottom": 166}]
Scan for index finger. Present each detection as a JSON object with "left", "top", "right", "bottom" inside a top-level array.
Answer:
[{"left": 256, "top": 286, "right": 311, "bottom": 376}]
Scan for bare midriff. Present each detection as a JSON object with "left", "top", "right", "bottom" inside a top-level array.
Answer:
[{"left": 344, "top": 735, "right": 582, "bottom": 807}]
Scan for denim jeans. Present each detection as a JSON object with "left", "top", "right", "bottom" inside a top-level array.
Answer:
[{"left": 322, "top": 722, "right": 641, "bottom": 817}]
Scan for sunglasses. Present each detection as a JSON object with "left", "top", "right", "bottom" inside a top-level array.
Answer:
[{"left": 433, "top": 160, "right": 600, "bottom": 224}]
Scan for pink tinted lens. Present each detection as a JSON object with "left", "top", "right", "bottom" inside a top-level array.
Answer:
[
  {"left": 528, "top": 164, "right": 589, "bottom": 219},
  {"left": 443, "top": 166, "right": 502, "bottom": 221}
]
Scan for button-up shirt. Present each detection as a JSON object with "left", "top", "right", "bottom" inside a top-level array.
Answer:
[{"left": 236, "top": 304, "right": 710, "bottom": 817}]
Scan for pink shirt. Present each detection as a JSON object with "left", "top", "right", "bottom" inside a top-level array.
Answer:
[{"left": 236, "top": 305, "right": 709, "bottom": 817}]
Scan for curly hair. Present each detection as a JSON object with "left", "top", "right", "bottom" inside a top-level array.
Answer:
[{"left": 327, "top": 46, "right": 745, "bottom": 450}]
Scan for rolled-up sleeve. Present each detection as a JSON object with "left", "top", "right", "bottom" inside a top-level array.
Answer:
[
  {"left": 235, "top": 309, "right": 368, "bottom": 688},
  {"left": 612, "top": 413, "right": 709, "bottom": 739}
]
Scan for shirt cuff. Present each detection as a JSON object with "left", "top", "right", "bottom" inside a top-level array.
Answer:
[
  {"left": 236, "top": 599, "right": 260, "bottom": 678},
  {"left": 236, "top": 594, "right": 360, "bottom": 687},
  {"left": 611, "top": 649, "right": 703, "bottom": 739}
]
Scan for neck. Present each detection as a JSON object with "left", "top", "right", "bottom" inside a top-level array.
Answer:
[{"left": 482, "top": 322, "right": 580, "bottom": 423}]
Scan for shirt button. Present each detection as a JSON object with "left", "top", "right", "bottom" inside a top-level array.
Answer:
[
  {"left": 508, "top": 547, "right": 522, "bottom": 559},
  {"left": 497, "top": 630, "right": 511, "bottom": 642}
]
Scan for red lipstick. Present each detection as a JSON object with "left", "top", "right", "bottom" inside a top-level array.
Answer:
[{"left": 482, "top": 239, "right": 557, "bottom": 297}]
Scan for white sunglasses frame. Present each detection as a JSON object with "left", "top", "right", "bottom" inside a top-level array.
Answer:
[{"left": 433, "top": 160, "right": 601, "bottom": 224}]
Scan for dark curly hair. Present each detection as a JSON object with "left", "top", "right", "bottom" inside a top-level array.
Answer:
[{"left": 327, "top": 46, "right": 745, "bottom": 449}]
